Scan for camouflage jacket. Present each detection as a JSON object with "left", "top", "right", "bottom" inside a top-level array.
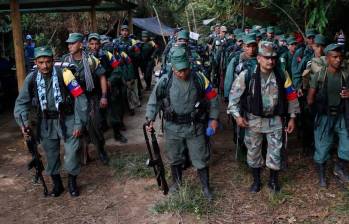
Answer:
[{"left": 227, "top": 69, "right": 300, "bottom": 132}]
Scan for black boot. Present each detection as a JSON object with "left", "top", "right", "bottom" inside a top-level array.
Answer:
[
  {"left": 50, "top": 174, "right": 64, "bottom": 197},
  {"left": 334, "top": 159, "right": 349, "bottom": 183},
  {"left": 169, "top": 165, "right": 182, "bottom": 193},
  {"left": 316, "top": 163, "right": 327, "bottom": 187},
  {"left": 198, "top": 167, "right": 213, "bottom": 201},
  {"left": 268, "top": 170, "right": 280, "bottom": 192},
  {"left": 97, "top": 145, "right": 109, "bottom": 165},
  {"left": 182, "top": 148, "right": 192, "bottom": 170},
  {"left": 113, "top": 127, "right": 128, "bottom": 143},
  {"left": 68, "top": 174, "right": 79, "bottom": 197},
  {"left": 250, "top": 168, "right": 261, "bottom": 193}
]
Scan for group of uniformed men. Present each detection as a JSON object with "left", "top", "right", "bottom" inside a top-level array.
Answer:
[
  {"left": 145, "top": 23, "right": 349, "bottom": 201},
  {"left": 14, "top": 25, "right": 158, "bottom": 197},
  {"left": 14, "top": 21, "right": 349, "bottom": 202}
]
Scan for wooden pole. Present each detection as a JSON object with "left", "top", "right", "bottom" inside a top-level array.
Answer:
[
  {"left": 190, "top": 4, "right": 197, "bottom": 33},
  {"left": 152, "top": 6, "right": 167, "bottom": 45},
  {"left": 90, "top": 5, "right": 97, "bottom": 32},
  {"left": 10, "top": 0, "right": 26, "bottom": 91},
  {"left": 127, "top": 10, "right": 133, "bottom": 33},
  {"left": 185, "top": 8, "right": 191, "bottom": 32}
]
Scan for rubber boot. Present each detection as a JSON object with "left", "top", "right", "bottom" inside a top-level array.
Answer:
[
  {"left": 113, "top": 126, "right": 128, "bottom": 143},
  {"left": 268, "top": 169, "right": 281, "bottom": 193},
  {"left": 334, "top": 159, "right": 349, "bottom": 183},
  {"left": 68, "top": 174, "right": 79, "bottom": 197},
  {"left": 198, "top": 167, "right": 213, "bottom": 201},
  {"left": 169, "top": 165, "right": 182, "bottom": 193},
  {"left": 316, "top": 163, "right": 327, "bottom": 188},
  {"left": 97, "top": 145, "right": 109, "bottom": 165},
  {"left": 182, "top": 148, "right": 192, "bottom": 170},
  {"left": 50, "top": 174, "right": 64, "bottom": 197},
  {"left": 250, "top": 168, "right": 261, "bottom": 193}
]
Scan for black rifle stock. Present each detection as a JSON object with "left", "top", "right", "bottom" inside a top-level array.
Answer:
[
  {"left": 20, "top": 115, "right": 48, "bottom": 196},
  {"left": 143, "top": 122, "right": 169, "bottom": 195}
]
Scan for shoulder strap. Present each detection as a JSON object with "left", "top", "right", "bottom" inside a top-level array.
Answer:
[{"left": 29, "top": 70, "right": 38, "bottom": 99}]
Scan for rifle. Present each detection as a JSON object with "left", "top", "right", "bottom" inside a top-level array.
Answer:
[
  {"left": 20, "top": 115, "right": 48, "bottom": 196},
  {"left": 143, "top": 122, "right": 169, "bottom": 195},
  {"left": 281, "top": 119, "right": 289, "bottom": 170}
]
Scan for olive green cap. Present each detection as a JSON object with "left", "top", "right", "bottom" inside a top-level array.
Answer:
[
  {"left": 244, "top": 33, "right": 257, "bottom": 45},
  {"left": 324, "top": 43, "right": 342, "bottom": 55},
  {"left": 259, "top": 28, "right": 267, "bottom": 34},
  {"left": 177, "top": 30, "right": 189, "bottom": 40},
  {"left": 258, "top": 41, "right": 278, "bottom": 57},
  {"left": 274, "top": 27, "right": 283, "bottom": 36},
  {"left": 171, "top": 47, "right": 190, "bottom": 71},
  {"left": 66, "top": 32, "right": 84, "bottom": 43},
  {"left": 305, "top": 28, "right": 316, "bottom": 38},
  {"left": 286, "top": 36, "right": 297, "bottom": 45},
  {"left": 278, "top": 34, "right": 286, "bottom": 41},
  {"left": 314, "top": 34, "right": 326, "bottom": 45},
  {"left": 34, "top": 46, "right": 53, "bottom": 59},
  {"left": 233, "top": 28, "right": 243, "bottom": 35},
  {"left": 237, "top": 33, "right": 245, "bottom": 42},
  {"left": 267, "top": 26, "right": 274, "bottom": 33},
  {"left": 88, "top": 32, "right": 100, "bottom": 41}
]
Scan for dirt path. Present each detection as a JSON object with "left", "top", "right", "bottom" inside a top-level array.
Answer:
[{"left": 1, "top": 91, "right": 349, "bottom": 224}]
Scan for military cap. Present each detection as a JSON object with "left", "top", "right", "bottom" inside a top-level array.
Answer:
[
  {"left": 88, "top": 33, "right": 100, "bottom": 41},
  {"left": 251, "top": 29, "right": 262, "bottom": 38},
  {"left": 258, "top": 41, "right": 278, "bottom": 57},
  {"left": 314, "top": 34, "right": 326, "bottom": 46},
  {"left": 34, "top": 46, "right": 53, "bottom": 59},
  {"left": 324, "top": 43, "right": 342, "bottom": 55},
  {"left": 267, "top": 26, "right": 274, "bottom": 33},
  {"left": 142, "top": 30, "right": 149, "bottom": 37},
  {"left": 66, "top": 32, "right": 84, "bottom": 43},
  {"left": 121, "top": 24, "right": 129, "bottom": 30},
  {"left": 177, "top": 30, "right": 189, "bottom": 40},
  {"left": 305, "top": 28, "right": 316, "bottom": 38},
  {"left": 100, "top": 35, "right": 110, "bottom": 44},
  {"left": 278, "top": 34, "right": 286, "bottom": 41},
  {"left": 233, "top": 28, "right": 243, "bottom": 36},
  {"left": 259, "top": 28, "right": 267, "bottom": 34},
  {"left": 236, "top": 33, "right": 245, "bottom": 42},
  {"left": 244, "top": 33, "right": 257, "bottom": 45},
  {"left": 286, "top": 36, "right": 297, "bottom": 45},
  {"left": 220, "top": 26, "right": 227, "bottom": 32},
  {"left": 274, "top": 27, "right": 283, "bottom": 36},
  {"left": 171, "top": 47, "right": 190, "bottom": 71}
]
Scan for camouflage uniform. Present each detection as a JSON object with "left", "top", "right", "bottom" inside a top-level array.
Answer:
[{"left": 228, "top": 69, "right": 300, "bottom": 170}]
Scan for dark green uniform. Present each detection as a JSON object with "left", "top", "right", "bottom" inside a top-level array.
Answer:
[
  {"left": 61, "top": 52, "right": 106, "bottom": 157},
  {"left": 14, "top": 67, "right": 87, "bottom": 176}
]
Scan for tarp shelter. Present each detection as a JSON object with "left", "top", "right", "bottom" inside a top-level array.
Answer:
[
  {"left": 132, "top": 17, "right": 174, "bottom": 36},
  {"left": 0, "top": 0, "right": 137, "bottom": 91}
]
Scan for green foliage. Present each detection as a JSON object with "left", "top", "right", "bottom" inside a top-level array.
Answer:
[
  {"left": 152, "top": 182, "right": 212, "bottom": 218},
  {"left": 110, "top": 152, "right": 153, "bottom": 179}
]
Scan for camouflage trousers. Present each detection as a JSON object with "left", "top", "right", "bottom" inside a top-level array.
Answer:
[{"left": 244, "top": 128, "right": 283, "bottom": 170}]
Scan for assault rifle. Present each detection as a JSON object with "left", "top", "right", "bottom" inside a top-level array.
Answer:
[
  {"left": 143, "top": 122, "right": 169, "bottom": 195},
  {"left": 20, "top": 115, "right": 48, "bottom": 196}
]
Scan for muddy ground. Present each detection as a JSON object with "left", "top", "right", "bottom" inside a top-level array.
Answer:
[{"left": 1, "top": 91, "right": 349, "bottom": 224}]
